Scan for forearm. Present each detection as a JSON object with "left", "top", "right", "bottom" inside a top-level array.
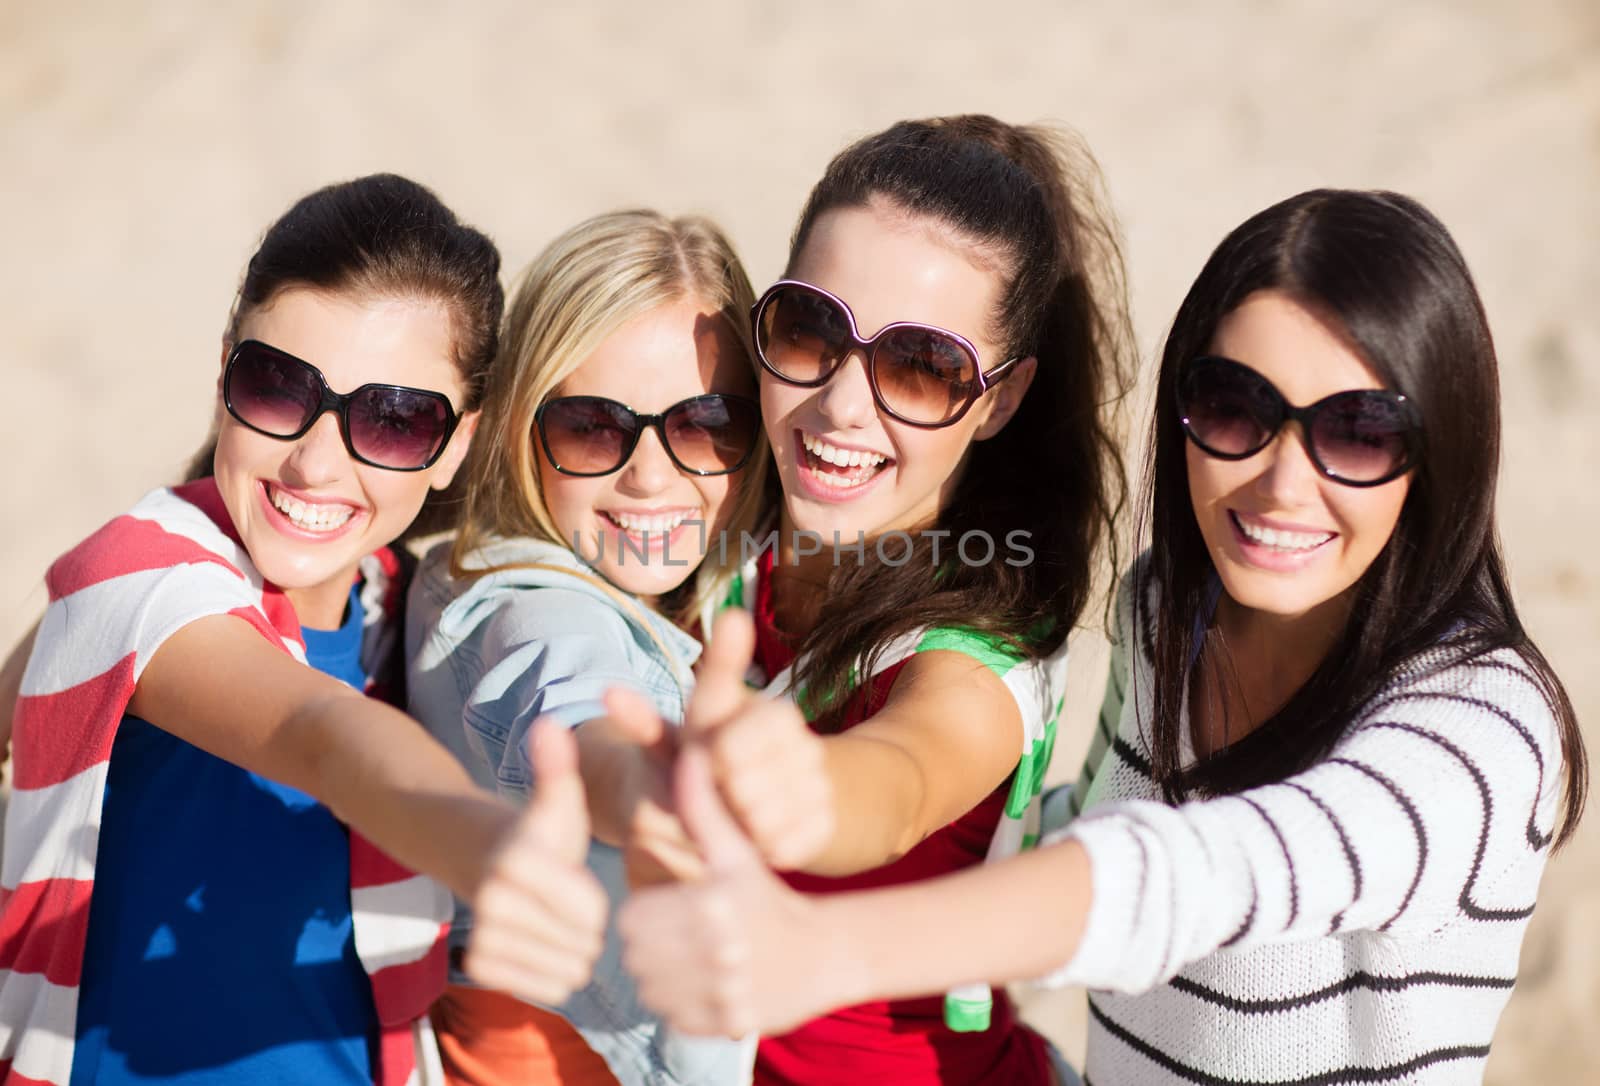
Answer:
[
  {"left": 290, "top": 689, "right": 518, "bottom": 901},
  {"left": 800, "top": 733, "right": 936, "bottom": 875},
  {"left": 816, "top": 840, "right": 1092, "bottom": 1004},
  {"left": 575, "top": 718, "right": 649, "bottom": 846}
]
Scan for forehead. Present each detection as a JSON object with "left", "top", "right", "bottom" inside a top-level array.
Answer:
[
  {"left": 1209, "top": 289, "right": 1388, "bottom": 401},
  {"left": 790, "top": 202, "right": 1004, "bottom": 350},
  {"left": 555, "top": 300, "right": 752, "bottom": 410},
  {"left": 237, "top": 287, "right": 462, "bottom": 399}
]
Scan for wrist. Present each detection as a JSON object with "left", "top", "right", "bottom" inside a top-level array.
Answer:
[
  {"left": 461, "top": 798, "right": 522, "bottom": 902},
  {"left": 811, "top": 892, "right": 878, "bottom": 1011}
]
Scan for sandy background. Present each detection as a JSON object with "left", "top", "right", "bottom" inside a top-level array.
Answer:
[{"left": 2, "top": 1, "right": 1596, "bottom": 1080}]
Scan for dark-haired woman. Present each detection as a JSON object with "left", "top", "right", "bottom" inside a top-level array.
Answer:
[
  {"left": 0, "top": 175, "right": 607, "bottom": 1086},
  {"left": 618, "top": 188, "right": 1587, "bottom": 1086},
  {"left": 609, "top": 115, "right": 1133, "bottom": 1084}
]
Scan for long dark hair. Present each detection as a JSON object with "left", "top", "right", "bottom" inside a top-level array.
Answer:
[
  {"left": 1141, "top": 188, "right": 1586, "bottom": 847},
  {"left": 785, "top": 115, "right": 1135, "bottom": 723},
  {"left": 183, "top": 173, "right": 503, "bottom": 489}
]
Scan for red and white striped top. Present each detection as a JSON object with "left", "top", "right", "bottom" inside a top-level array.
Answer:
[{"left": 0, "top": 479, "right": 451, "bottom": 1086}]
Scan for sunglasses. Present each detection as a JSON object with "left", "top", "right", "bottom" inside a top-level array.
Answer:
[
  {"left": 223, "top": 339, "right": 461, "bottom": 471},
  {"left": 751, "top": 280, "right": 1023, "bottom": 428},
  {"left": 534, "top": 394, "right": 761, "bottom": 477},
  {"left": 1176, "top": 355, "right": 1421, "bottom": 487}
]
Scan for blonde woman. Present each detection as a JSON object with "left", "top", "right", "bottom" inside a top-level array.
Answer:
[{"left": 406, "top": 210, "right": 775, "bottom": 1086}]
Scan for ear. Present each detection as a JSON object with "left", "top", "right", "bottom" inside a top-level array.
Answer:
[
  {"left": 430, "top": 410, "right": 480, "bottom": 490},
  {"left": 973, "top": 356, "right": 1036, "bottom": 441}
]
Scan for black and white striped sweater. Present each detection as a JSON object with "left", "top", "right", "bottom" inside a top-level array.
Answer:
[{"left": 1040, "top": 569, "right": 1564, "bottom": 1085}]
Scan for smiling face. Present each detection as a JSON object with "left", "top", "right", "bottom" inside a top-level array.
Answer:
[
  {"left": 762, "top": 200, "right": 1032, "bottom": 543},
  {"left": 214, "top": 287, "right": 475, "bottom": 628},
  {"left": 535, "top": 299, "right": 755, "bottom": 602},
  {"left": 1186, "top": 289, "right": 1411, "bottom": 627}
]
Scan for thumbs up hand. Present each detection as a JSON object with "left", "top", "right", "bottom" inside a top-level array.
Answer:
[
  {"left": 602, "top": 686, "right": 706, "bottom": 888},
  {"left": 464, "top": 719, "right": 608, "bottom": 1006},
  {"left": 684, "top": 610, "right": 835, "bottom": 871},
  {"left": 619, "top": 745, "right": 838, "bottom": 1037}
]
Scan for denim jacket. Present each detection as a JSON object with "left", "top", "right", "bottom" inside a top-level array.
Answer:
[{"left": 406, "top": 537, "right": 746, "bottom": 1085}]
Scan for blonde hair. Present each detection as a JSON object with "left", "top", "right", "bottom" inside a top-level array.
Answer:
[{"left": 451, "top": 209, "right": 768, "bottom": 625}]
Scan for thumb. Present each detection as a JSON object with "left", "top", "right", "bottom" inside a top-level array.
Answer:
[
  {"left": 684, "top": 608, "right": 756, "bottom": 736},
  {"left": 524, "top": 718, "right": 591, "bottom": 866},
  {"left": 676, "top": 745, "right": 763, "bottom": 875}
]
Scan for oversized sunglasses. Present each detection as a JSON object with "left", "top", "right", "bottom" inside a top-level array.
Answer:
[
  {"left": 223, "top": 339, "right": 461, "bottom": 471},
  {"left": 751, "top": 280, "right": 1023, "bottom": 428},
  {"left": 534, "top": 394, "right": 761, "bottom": 477},
  {"left": 1176, "top": 355, "right": 1421, "bottom": 487}
]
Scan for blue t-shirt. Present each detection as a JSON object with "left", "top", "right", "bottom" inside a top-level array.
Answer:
[{"left": 72, "top": 586, "right": 378, "bottom": 1085}]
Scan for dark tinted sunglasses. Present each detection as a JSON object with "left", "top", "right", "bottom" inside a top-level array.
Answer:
[
  {"left": 223, "top": 339, "right": 461, "bottom": 471},
  {"left": 1176, "top": 355, "right": 1421, "bottom": 487},
  {"left": 534, "top": 394, "right": 761, "bottom": 477},
  {"left": 751, "top": 280, "right": 1023, "bottom": 428}
]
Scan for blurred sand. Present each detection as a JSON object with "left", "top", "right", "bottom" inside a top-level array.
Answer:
[{"left": 2, "top": 2, "right": 1596, "bottom": 1080}]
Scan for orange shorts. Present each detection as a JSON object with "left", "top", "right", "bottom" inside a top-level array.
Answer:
[{"left": 430, "top": 984, "right": 621, "bottom": 1086}]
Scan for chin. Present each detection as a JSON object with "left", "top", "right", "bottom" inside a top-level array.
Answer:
[
  {"left": 1218, "top": 567, "right": 1343, "bottom": 622},
  {"left": 597, "top": 562, "right": 695, "bottom": 601},
  {"left": 246, "top": 537, "right": 355, "bottom": 593}
]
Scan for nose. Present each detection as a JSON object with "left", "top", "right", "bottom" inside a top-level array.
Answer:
[
  {"left": 1252, "top": 422, "right": 1323, "bottom": 505},
  {"left": 617, "top": 425, "right": 677, "bottom": 495},
  {"left": 280, "top": 410, "right": 350, "bottom": 487},
  {"left": 814, "top": 352, "right": 877, "bottom": 430}
]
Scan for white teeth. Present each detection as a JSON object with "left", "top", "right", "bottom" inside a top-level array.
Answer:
[
  {"left": 812, "top": 470, "right": 867, "bottom": 489},
  {"left": 270, "top": 486, "right": 354, "bottom": 532},
  {"left": 802, "top": 433, "right": 887, "bottom": 470},
  {"left": 607, "top": 510, "right": 692, "bottom": 534},
  {"left": 1237, "top": 516, "right": 1333, "bottom": 551}
]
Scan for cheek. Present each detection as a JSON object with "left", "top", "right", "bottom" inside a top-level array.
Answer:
[
  {"left": 212, "top": 421, "right": 277, "bottom": 484},
  {"left": 1335, "top": 482, "right": 1410, "bottom": 562},
  {"left": 361, "top": 471, "right": 433, "bottom": 528},
  {"left": 694, "top": 473, "right": 736, "bottom": 523},
  {"left": 759, "top": 377, "right": 806, "bottom": 439},
  {"left": 535, "top": 463, "right": 598, "bottom": 540},
  {"left": 1184, "top": 441, "right": 1226, "bottom": 512},
  {"left": 907, "top": 430, "right": 962, "bottom": 483}
]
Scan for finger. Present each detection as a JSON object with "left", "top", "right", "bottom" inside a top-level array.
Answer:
[
  {"left": 684, "top": 609, "right": 756, "bottom": 736},
  {"left": 463, "top": 940, "right": 595, "bottom": 1006},
  {"left": 626, "top": 838, "right": 707, "bottom": 888},
  {"left": 602, "top": 686, "right": 669, "bottom": 751},
  {"left": 676, "top": 746, "right": 765, "bottom": 874},
  {"left": 524, "top": 720, "right": 592, "bottom": 865},
  {"left": 474, "top": 867, "right": 608, "bottom": 949},
  {"left": 618, "top": 892, "right": 723, "bottom": 1017},
  {"left": 467, "top": 922, "right": 600, "bottom": 983}
]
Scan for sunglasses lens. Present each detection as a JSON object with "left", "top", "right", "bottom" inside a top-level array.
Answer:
[
  {"left": 663, "top": 396, "right": 761, "bottom": 473},
  {"left": 1311, "top": 393, "right": 1413, "bottom": 483},
  {"left": 873, "top": 327, "right": 979, "bottom": 424},
  {"left": 227, "top": 343, "right": 321, "bottom": 436},
  {"left": 539, "top": 398, "right": 638, "bottom": 474},
  {"left": 1179, "top": 359, "right": 1279, "bottom": 457},
  {"left": 347, "top": 387, "right": 453, "bottom": 469},
  {"left": 757, "top": 286, "right": 851, "bottom": 383}
]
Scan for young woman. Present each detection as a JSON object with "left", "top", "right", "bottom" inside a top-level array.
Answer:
[
  {"left": 0, "top": 175, "right": 608, "bottom": 1086},
  {"left": 405, "top": 210, "right": 771, "bottom": 1085},
  {"left": 602, "top": 115, "right": 1134, "bottom": 1083},
  {"left": 617, "top": 189, "right": 1589, "bottom": 1086}
]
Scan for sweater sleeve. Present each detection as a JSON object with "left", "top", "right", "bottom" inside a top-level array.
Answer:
[
  {"left": 1065, "top": 572, "right": 1136, "bottom": 822},
  {"left": 459, "top": 587, "right": 661, "bottom": 800},
  {"left": 1039, "top": 652, "right": 1563, "bottom": 994}
]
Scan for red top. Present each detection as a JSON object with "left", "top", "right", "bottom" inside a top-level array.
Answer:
[{"left": 749, "top": 555, "right": 1054, "bottom": 1085}]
